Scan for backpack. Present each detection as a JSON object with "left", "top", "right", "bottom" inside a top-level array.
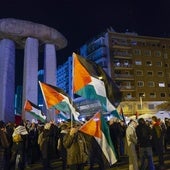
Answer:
[{"left": 13, "top": 134, "right": 23, "bottom": 143}]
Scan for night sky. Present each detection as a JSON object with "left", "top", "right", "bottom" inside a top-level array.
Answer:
[{"left": 0, "top": 0, "right": 170, "bottom": 85}]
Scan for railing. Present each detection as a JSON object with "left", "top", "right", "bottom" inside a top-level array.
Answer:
[{"left": 114, "top": 74, "right": 134, "bottom": 78}]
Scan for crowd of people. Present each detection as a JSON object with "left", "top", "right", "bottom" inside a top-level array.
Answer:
[{"left": 0, "top": 115, "right": 170, "bottom": 170}]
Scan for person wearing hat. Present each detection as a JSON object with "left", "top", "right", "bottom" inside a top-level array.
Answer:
[{"left": 125, "top": 119, "right": 139, "bottom": 170}]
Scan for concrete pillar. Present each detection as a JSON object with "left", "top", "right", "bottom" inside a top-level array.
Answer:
[
  {"left": 0, "top": 39, "right": 15, "bottom": 122},
  {"left": 22, "top": 37, "right": 39, "bottom": 120},
  {"left": 44, "top": 43, "right": 57, "bottom": 85},
  {"left": 44, "top": 43, "right": 57, "bottom": 121}
]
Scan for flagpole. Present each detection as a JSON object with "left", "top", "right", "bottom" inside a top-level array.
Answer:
[
  {"left": 39, "top": 81, "right": 50, "bottom": 121},
  {"left": 39, "top": 81, "right": 48, "bottom": 109},
  {"left": 70, "top": 53, "right": 76, "bottom": 128}
]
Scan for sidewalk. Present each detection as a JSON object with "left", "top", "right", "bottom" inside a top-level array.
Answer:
[{"left": 24, "top": 149, "right": 170, "bottom": 170}]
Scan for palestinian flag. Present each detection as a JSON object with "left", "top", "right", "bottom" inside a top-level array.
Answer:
[
  {"left": 39, "top": 81, "right": 80, "bottom": 121},
  {"left": 72, "top": 53, "right": 122, "bottom": 113},
  {"left": 79, "top": 112, "right": 117, "bottom": 166},
  {"left": 24, "top": 100, "right": 46, "bottom": 123}
]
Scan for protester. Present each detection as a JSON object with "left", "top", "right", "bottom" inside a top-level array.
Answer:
[
  {"left": 109, "top": 118, "right": 121, "bottom": 161},
  {"left": 38, "top": 122, "right": 52, "bottom": 170},
  {"left": 125, "top": 119, "right": 139, "bottom": 170},
  {"left": 164, "top": 118, "right": 170, "bottom": 151},
  {"left": 26, "top": 121, "right": 39, "bottom": 165},
  {"left": 63, "top": 123, "right": 88, "bottom": 170},
  {"left": 57, "top": 123, "right": 69, "bottom": 170},
  {"left": 151, "top": 116, "right": 164, "bottom": 169},
  {"left": 10, "top": 122, "right": 28, "bottom": 170},
  {"left": 136, "top": 118, "right": 155, "bottom": 170}
]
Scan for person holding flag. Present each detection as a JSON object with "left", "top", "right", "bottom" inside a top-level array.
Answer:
[{"left": 63, "top": 122, "right": 88, "bottom": 170}]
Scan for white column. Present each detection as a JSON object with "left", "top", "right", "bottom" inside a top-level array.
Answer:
[
  {"left": 22, "top": 37, "right": 39, "bottom": 120},
  {"left": 0, "top": 39, "right": 15, "bottom": 122},
  {"left": 44, "top": 43, "right": 57, "bottom": 121},
  {"left": 44, "top": 43, "right": 57, "bottom": 85}
]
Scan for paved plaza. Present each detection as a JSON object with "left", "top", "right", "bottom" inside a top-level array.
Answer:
[{"left": 24, "top": 148, "right": 170, "bottom": 170}]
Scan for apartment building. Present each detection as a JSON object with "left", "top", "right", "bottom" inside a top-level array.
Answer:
[{"left": 79, "top": 30, "right": 170, "bottom": 116}]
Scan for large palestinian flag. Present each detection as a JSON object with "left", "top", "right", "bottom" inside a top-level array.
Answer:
[
  {"left": 39, "top": 81, "right": 80, "bottom": 121},
  {"left": 79, "top": 112, "right": 117, "bottom": 166},
  {"left": 72, "top": 53, "right": 122, "bottom": 112},
  {"left": 24, "top": 100, "right": 46, "bottom": 122}
]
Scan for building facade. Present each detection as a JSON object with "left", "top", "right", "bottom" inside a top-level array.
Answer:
[
  {"left": 56, "top": 30, "right": 170, "bottom": 117},
  {"left": 79, "top": 31, "right": 170, "bottom": 116}
]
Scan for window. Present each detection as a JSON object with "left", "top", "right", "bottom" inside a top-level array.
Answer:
[
  {"left": 157, "top": 71, "right": 164, "bottom": 76},
  {"left": 147, "top": 71, "right": 153, "bottom": 76},
  {"left": 136, "top": 70, "right": 143, "bottom": 76},
  {"left": 158, "top": 82, "right": 165, "bottom": 87},
  {"left": 150, "top": 93, "right": 156, "bottom": 98},
  {"left": 160, "top": 93, "right": 166, "bottom": 97},
  {"left": 146, "top": 61, "right": 152, "bottom": 66},
  {"left": 165, "top": 63, "right": 169, "bottom": 67},
  {"left": 148, "top": 104, "right": 154, "bottom": 109},
  {"left": 135, "top": 60, "right": 142, "bottom": 65},
  {"left": 156, "top": 61, "right": 162, "bottom": 67},
  {"left": 134, "top": 49, "right": 141, "bottom": 55},
  {"left": 139, "top": 93, "right": 145, "bottom": 98},
  {"left": 163, "top": 53, "right": 168, "bottom": 59},
  {"left": 148, "top": 81, "right": 155, "bottom": 87},
  {"left": 137, "top": 104, "right": 142, "bottom": 110},
  {"left": 144, "top": 50, "right": 151, "bottom": 56},
  {"left": 137, "top": 81, "right": 144, "bottom": 87},
  {"left": 126, "top": 93, "right": 132, "bottom": 99},
  {"left": 154, "top": 51, "right": 161, "bottom": 57},
  {"left": 124, "top": 60, "right": 129, "bottom": 67}
]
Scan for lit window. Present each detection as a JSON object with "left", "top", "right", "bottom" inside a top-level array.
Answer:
[
  {"left": 135, "top": 60, "right": 142, "bottom": 65},
  {"left": 126, "top": 93, "right": 132, "bottom": 99},
  {"left": 158, "top": 82, "right": 165, "bottom": 87}
]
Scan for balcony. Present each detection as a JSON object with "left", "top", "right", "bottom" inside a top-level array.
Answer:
[
  {"left": 123, "top": 96, "right": 136, "bottom": 101},
  {"left": 113, "top": 51, "right": 132, "bottom": 59},
  {"left": 114, "top": 63, "right": 133, "bottom": 69},
  {"left": 114, "top": 74, "right": 134, "bottom": 80},
  {"left": 119, "top": 85, "right": 135, "bottom": 91}
]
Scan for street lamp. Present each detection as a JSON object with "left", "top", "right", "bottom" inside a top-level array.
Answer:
[{"left": 139, "top": 93, "right": 145, "bottom": 109}]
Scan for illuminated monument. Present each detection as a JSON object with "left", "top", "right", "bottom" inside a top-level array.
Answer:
[{"left": 0, "top": 18, "right": 67, "bottom": 122}]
